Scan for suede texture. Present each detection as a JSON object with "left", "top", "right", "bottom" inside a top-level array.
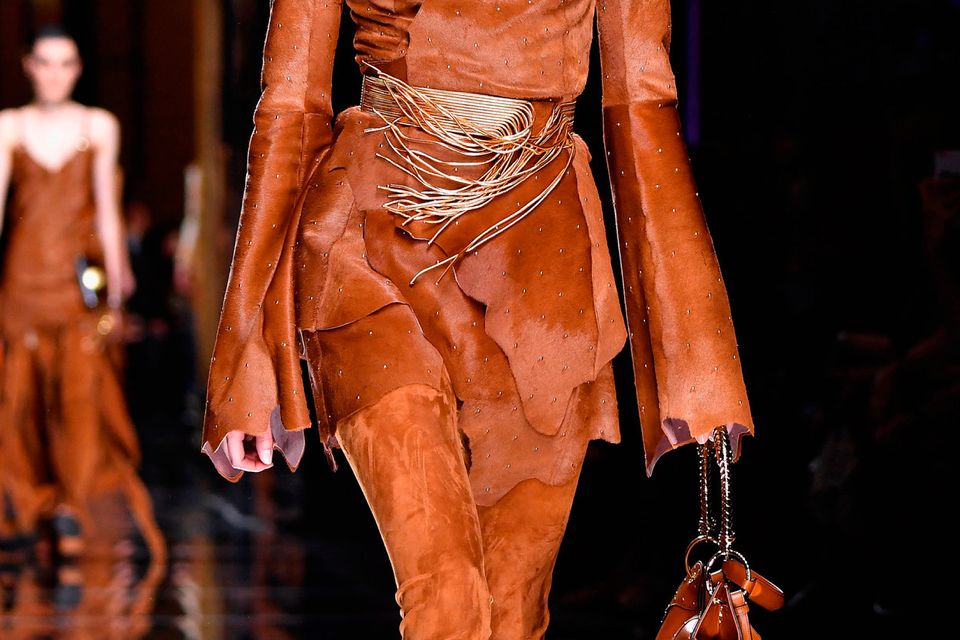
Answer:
[
  {"left": 332, "top": 374, "right": 584, "bottom": 640},
  {"left": 203, "top": 0, "right": 756, "bottom": 485},
  {"left": 201, "top": 2, "right": 759, "bottom": 637}
]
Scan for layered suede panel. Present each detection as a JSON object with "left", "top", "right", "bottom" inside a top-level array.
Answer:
[
  {"left": 203, "top": 0, "right": 344, "bottom": 471},
  {"left": 203, "top": 0, "right": 756, "bottom": 488}
]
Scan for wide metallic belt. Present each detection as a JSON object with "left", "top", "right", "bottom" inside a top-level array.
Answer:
[{"left": 360, "top": 64, "right": 578, "bottom": 285}]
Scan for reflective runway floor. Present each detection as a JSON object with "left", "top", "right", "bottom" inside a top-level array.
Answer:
[
  {"left": 0, "top": 410, "right": 902, "bottom": 639},
  {"left": 0, "top": 427, "right": 654, "bottom": 639}
]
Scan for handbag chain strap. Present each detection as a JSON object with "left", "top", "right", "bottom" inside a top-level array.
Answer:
[
  {"left": 697, "top": 434, "right": 715, "bottom": 537},
  {"left": 715, "top": 425, "right": 736, "bottom": 551},
  {"left": 698, "top": 425, "right": 736, "bottom": 553}
]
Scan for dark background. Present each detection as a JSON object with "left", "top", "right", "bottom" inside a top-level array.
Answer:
[{"left": 2, "top": 1, "right": 959, "bottom": 637}]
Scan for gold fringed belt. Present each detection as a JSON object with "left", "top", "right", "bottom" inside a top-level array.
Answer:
[{"left": 359, "top": 63, "right": 577, "bottom": 285}]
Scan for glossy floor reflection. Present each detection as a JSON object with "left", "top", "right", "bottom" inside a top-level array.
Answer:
[
  {"left": 0, "top": 426, "right": 650, "bottom": 640},
  {"left": 0, "top": 467, "right": 401, "bottom": 639},
  {"left": 1, "top": 404, "right": 909, "bottom": 640},
  {"left": 0, "top": 491, "right": 163, "bottom": 639},
  {"left": 0, "top": 416, "right": 908, "bottom": 640},
  {"left": 7, "top": 319, "right": 931, "bottom": 640},
  {"left": 2, "top": 390, "right": 919, "bottom": 640}
]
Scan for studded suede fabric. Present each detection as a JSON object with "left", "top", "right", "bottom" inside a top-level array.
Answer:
[{"left": 202, "top": 0, "right": 755, "bottom": 499}]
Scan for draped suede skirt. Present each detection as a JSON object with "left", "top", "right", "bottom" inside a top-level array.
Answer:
[{"left": 291, "top": 78, "right": 631, "bottom": 507}]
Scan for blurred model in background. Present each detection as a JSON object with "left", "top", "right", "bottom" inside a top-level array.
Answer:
[{"left": 0, "top": 25, "right": 163, "bottom": 564}]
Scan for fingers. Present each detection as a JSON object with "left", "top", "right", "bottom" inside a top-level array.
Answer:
[
  {"left": 224, "top": 430, "right": 274, "bottom": 472},
  {"left": 256, "top": 428, "right": 274, "bottom": 465},
  {"left": 225, "top": 431, "right": 246, "bottom": 468}
]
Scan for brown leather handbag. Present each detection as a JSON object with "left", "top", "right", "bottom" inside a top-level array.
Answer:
[{"left": 656, "top": 426, "right": 784, "bottom": 640}]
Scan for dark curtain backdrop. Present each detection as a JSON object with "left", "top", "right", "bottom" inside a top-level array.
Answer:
[
  {"left": 0, "top": 0, "right": 195, "bottom": 222},
  {"left": 0, "top": 1, "right": 957, "bottom": 635}
]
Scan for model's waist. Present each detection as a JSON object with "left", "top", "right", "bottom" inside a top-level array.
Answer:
[{"left": 359, "top": 71, "right": 576, "bottom": 134}]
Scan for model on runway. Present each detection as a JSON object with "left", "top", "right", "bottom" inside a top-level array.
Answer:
[
  {"left": 0, "top": 25, "right": 162, "bottom": 563},
  {"left": 203, "top": 2, "right": 755, "bottom": 638}
]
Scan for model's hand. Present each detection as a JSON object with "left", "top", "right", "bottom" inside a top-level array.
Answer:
[{"left": 224, "top": 429, "right": 274, "bottom": 472}]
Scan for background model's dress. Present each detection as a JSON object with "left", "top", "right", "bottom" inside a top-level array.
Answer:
[
  {"left": 202, "top": 0, "right": 756, "bottom": 504},
  {"left": 0, "top": 137, "right": 141, "bottom": 535}
]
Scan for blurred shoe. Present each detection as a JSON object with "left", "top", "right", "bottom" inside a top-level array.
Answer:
[
  {"left": 0, "top": 532, "right": 36, "bottom": 567},
  {"left": 53, "top": 563, "right": 84, "bottom": 611},
  {"left": 51, "top": 506, "right": 84, "bottom": 559}
]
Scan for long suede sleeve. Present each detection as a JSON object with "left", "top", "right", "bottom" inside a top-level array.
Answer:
[
  {"left": 201, "top": 0, "right": 344, "bottom": 481},
  {"left": 596, "top": 0, "right": 754, "bottom": 476}
]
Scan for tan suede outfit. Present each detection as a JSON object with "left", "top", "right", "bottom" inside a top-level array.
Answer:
[
  {"left": 202, "top": 2, "right": 756, "bottom": 637},
  {"left": 0, "top": 124, "right": 142, "bottom": 538}
]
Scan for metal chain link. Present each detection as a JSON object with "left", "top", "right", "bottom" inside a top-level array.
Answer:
[
  {"left": 697, "top": 437, "right": 714, "bottom": 537},
  {"left": 696, "top": 426, "right": 736, "bottom": 554},
  {"left": 713, "top": 425, "right": 736, "bottom": 552}
]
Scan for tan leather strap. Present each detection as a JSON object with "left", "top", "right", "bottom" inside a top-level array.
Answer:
[
  {"left": 721, "top": 558, "right": 785, "bottom": 611},
  {"left": 729, "top": 587, "right": 761, "bottom": 640},
  {"left": 359, "top": 62, "right": 578, "bottom": 285}
]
